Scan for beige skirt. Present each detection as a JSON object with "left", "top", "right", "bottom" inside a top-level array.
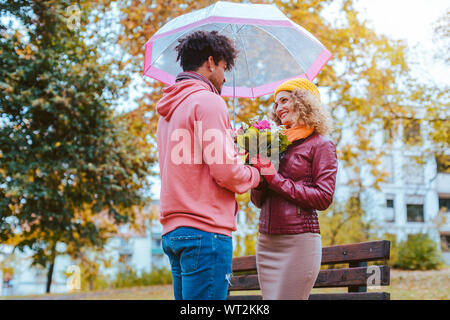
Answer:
[{"left": 256, "top": 232, "right": 322, "bottom": 300}]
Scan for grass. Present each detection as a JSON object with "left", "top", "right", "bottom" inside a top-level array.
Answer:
[
  {"left": 3, "top": 285, "right": 174, "bottom": 300},
  {"left": 382, "top": 267, "right": 450, "bottom": 300},
  {"left": 3, "top": 267, "right": 449, "bottom": 300},
  {"left": 313, "top": 267, "right": 450, "bottom": 300}
]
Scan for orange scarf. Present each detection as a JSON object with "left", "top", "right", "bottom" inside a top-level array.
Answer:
[{"left": 284, "top": 126, "right": 314, "bottom": 142}]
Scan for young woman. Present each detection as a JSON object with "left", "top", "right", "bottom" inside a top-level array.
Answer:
[{"left": 250, "top": 78, "right": 338, "bottom": 300}]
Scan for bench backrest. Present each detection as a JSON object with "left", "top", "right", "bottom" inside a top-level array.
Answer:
[{"left": 227, "top": 240, "right": 391, "bottom": 300}]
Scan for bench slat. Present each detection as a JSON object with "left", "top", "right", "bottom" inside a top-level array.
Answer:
[
  {"left": 232, "top": 240, "right": 390, "bottom": 272},
  {"left": 315, "top": 266, "right": 390, "bottom": 288},
  {"left": 227, "top": 292, "right": 390, "bottom": 300},
  {"left": 229, "top": 274, "right": 259, "bottom": 291},
  {"left": 323, "top": 241, "right": 390, "bottom": 265},
  {"left": 309, "top": 292, "right": 390, "bottom": 300},
  {"left": 228, "top": 266, "right": 390, "bottom": 291}
]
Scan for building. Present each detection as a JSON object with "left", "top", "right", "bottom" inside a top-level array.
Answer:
[
  {"left": 0, "top": 200, "right": 169, "bottom": 297},
  {"left": 333, "top": 115, "right": 450, "bottom": 264}
]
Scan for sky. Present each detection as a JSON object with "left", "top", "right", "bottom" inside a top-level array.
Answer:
[
  {"left": 355, "top": 0, "right": 446, "bottom": 45},
  {"left": 354, "top": 0, "right": 449, "bottom": 86}
]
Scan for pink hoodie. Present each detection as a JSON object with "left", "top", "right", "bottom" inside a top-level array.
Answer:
[{"left": 156, "top": 79, "right": 260, "bottom": 237}]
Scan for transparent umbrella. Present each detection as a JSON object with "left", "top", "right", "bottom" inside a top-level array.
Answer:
[{"left": 144, "top": 1, "right": 332, "bottom": 125}]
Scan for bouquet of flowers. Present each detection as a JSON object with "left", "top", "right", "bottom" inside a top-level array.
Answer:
[{"left": 234, "top": 116, "right": 291, "bottom": 165}]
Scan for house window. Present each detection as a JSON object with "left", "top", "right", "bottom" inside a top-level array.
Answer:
[
  {"left": 439, "top": 198, "right": 450, "bottom": 213},
  {"left": 403, "top": 119, "right": 422, "bottom": 145},
  {"left": 440, "top": 233, "right": 450, "bottom": 252},
  {"left": 151, "top": 238, "right": 163, "bottom": 255},
  {"left": 436, "top": 155, "right": 450, "bottom": 174},
  {"left": 406, "top": 204, "right": 424, "bottom": 222},
  {"left": 385, "top": 199, "right": 395, "bottom": 222},
  {"left": 152, "top": 238, "right": 161, "bottom": 248}
]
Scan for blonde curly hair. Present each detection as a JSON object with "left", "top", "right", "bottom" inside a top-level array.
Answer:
[{"left": 270, "top": 89, "right": 333, "bottom": 136}]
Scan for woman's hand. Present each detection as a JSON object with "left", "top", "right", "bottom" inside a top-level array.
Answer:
[{"left": 250, "top": 154, "right": 277, "bottom": 183}]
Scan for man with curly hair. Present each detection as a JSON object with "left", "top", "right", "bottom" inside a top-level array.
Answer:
[{"left": 156, "top": 30, "right": 260, "bottom": 300}]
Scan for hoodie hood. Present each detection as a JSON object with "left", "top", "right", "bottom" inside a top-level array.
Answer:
[{"left": 156, "top": 79, "right": 213, "bottom": 121}]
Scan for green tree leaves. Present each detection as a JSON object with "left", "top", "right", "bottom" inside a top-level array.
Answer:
[{"left": 0, "top": 0, "right": 154, "bottom": 291}]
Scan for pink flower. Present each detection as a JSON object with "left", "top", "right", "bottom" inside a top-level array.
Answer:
[{"left": 252, "top": 120, "right": 271, "bottom": 130}]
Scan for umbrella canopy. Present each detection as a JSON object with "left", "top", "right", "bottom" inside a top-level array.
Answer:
[{"left": 144, "top": 1, "right": 332, "bottom": 99}]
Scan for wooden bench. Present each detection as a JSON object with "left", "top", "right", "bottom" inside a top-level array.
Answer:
[{"left": 227, "top": 240, "right": 391, "bottom": 300}]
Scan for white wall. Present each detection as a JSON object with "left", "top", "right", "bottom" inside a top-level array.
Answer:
[{"left": 335, "top": 116, "right": 450, "bottom": 264}]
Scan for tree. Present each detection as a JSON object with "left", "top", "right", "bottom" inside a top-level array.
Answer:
[
  {"left": 94, "top": 0, "right": 448, "bottom": 253},
  {"left": 319, "top": 196, "right": 373, "bottom": 246},
  {"left": 394, "top": 233, "right": 444, "bottom": 270},
  {"left": 429, "top": 8, "right": 450, "bottom": 171},
  {"left": 0, "top": 0, "right": 154, "bottom": 292}
]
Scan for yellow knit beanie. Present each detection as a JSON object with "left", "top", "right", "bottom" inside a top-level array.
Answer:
[{"left": 274, "top": 78, "right": 321, "bottom": 103}]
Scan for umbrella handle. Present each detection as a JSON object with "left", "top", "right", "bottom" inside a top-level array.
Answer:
[
  {"left": 232, "top": 67, "right": 236, "bottom": 129},
  {"left": 231, "top": 25, "right": 237, "bottom": 130}
]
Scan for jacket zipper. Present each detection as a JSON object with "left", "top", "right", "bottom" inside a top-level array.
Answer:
[{"left": 297, "top": 206, "right": 301, "bottom": 216}]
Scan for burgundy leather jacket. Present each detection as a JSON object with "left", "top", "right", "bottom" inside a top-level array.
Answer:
[{"left": 251, "top": 133, "right": 338, "bottom": 235}]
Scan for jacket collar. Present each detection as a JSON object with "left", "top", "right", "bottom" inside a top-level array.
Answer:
[{"left": 280, "top": 133, "right": 317, "bottom": 161}]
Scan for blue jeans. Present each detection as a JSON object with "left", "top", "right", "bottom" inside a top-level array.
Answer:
[{"left": 162, "top": 227, "right": 233, "bottom": 300}]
